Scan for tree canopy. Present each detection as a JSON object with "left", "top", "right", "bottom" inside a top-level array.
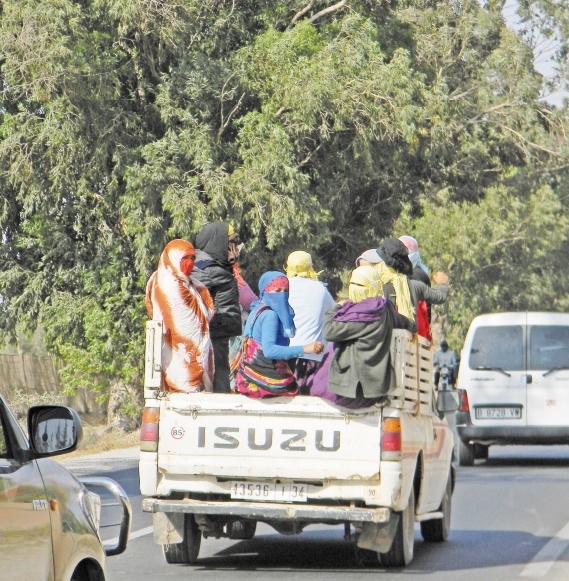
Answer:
[{"left": 1, "top": 0, "right": 568, "bottom": 408}]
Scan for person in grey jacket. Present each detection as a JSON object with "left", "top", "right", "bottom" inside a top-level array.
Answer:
[
  {"left": 192, "top": 222, "right": 242, "bottom": 393},
  {"left": 408, "top": 272, "right": 449, "bottom": 312},
  {"left": 321, "top": 266, "right": 416, "bottom": 406}
]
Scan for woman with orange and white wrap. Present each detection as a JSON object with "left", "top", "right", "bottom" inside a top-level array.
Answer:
[{"left": 146, "top": 239, "right": 215, "bottom": 393}]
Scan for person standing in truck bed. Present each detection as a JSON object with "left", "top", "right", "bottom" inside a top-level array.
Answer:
[
  {"left": 146, "top": 239, "right": 215, "bottom": 393},
  {"left": 192, "top": 222, "right": 243, "bottom": 393}
]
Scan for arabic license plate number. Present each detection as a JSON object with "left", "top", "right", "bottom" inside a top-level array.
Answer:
[
  {"left": 476, "top": 407, "right": 521, "bottom": 419},
  {"left": 230, "top": 481, "right": 307, "bottom": 502}
]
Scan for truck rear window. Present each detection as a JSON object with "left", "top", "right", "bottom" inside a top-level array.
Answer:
[
  {"left": 529, "top": 326, "right": 569, "bottom": 370},
  {"left": 469, "top": 325, "right": 524, "bottom": 371}
]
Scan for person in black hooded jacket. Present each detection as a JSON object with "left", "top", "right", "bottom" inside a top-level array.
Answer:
[{"left": 192, "top": 222, "right": 242, "bottom": 393}]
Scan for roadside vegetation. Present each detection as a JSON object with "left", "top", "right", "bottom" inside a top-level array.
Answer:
[{"left": 1, "top": 1, "right": 568, "bottom": 424}]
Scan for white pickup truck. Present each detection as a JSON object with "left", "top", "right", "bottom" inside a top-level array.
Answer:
[{"left": 139, "top": 323, "right": 458, "bottom": 567}]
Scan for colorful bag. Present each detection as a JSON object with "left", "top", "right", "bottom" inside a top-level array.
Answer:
[{"left": 236, "top": 307, "right": 298, "bottom": 398}]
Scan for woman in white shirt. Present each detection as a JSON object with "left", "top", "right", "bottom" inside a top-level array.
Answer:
[{"left": 286, "top": 251, "right": 337, "bottom": 393}]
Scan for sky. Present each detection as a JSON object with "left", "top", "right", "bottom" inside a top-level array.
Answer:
[{"left": 502, "top": 0, "right": 567, "bottom": 107}]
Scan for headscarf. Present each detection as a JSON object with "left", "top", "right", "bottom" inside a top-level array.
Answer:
[
  {"left": 146, "top": 239, "right": 215, "bottom": 393},
  {"left": 399, "top": 235, "right": 429, "bottom": 274},
  {"left": 285, "top": 250, "right": 321, "bottom": 279},
  {"left": 373, "top": 261, "right": 415, "bottom": 321},
  {"left": 355, "top": 249, "right": 382, "bottom": 267},
  {"left": 195, "top": 222, "right": 232, "bottom": 267},
  {"left": 377, "top": 238, "right": 413, "bottom": 276},
  {"left": 348, "top": 266, "right": 384, "bottom": 303},
  {"left": 250, "top": 271, "right": 296, "bottom": 339}
]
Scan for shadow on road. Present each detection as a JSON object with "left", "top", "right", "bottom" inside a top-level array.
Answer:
[{"left": 183, "top": 528, "right": 565, "bottom": 573}]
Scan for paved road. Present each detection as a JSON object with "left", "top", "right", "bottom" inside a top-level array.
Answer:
[{"left": 62, "top": 445, "right": 569, "bottom": 580}]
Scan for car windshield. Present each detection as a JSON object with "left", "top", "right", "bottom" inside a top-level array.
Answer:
[
  {"left": 469, "top": 325, "right": 524, "bottom": 371},
  {"left": 529, "top": 325, "right": 569, "bottom": 371}
]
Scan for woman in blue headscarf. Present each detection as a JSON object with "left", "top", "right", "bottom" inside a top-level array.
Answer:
[{"left": 236, "top": 271, "right": 324, "bottom": 397}]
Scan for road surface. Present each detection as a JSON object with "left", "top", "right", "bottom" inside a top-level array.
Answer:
[{"left": 62, "top": 444, "right": 569, "bottom": 580}]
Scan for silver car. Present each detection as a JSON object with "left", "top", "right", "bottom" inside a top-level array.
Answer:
[{"left": 0, "top": 392, "right": 131, "bottom": 581}]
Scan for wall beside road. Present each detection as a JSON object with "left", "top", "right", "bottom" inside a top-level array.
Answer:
[{"left": 0, "top": 353, "right": 105, "bottom": 415}]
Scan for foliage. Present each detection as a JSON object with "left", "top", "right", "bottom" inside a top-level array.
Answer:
[{"left": 0, "top": 0, "right": 568, "bottom": 412}]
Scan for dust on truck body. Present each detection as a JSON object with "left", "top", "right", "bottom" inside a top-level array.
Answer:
[{"left": 140, "top": 322, "right": 458, "bottom": 567}]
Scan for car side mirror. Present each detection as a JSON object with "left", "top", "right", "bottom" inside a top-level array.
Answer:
[
  {"left": 28, "top": 405, "right": 83, "bottom": 457},
  {"left": 436, "top": 388, "right": 460, "bottom": 414}
]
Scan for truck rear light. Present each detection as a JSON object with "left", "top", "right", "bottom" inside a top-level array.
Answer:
[
  {"left": 458, "top": 389, "right": 470, "bottom": 412},
  {"left": 140, "top": 407, "right": 159, "bottom": 452},
  {"left": 381, "top": 417, "right": 401, "bottom": 459}
]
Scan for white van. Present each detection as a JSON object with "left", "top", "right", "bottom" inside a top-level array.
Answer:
[{"left": 455, "top": 312, "right": 569, "bottom": 466}]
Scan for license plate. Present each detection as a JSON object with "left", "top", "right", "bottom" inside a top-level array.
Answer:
[
  {"left": 230, "top": 481, "right": 308, "bottom": 502},
  {"left": 475, "top": 407, "right": 521, "bottom": 419}
]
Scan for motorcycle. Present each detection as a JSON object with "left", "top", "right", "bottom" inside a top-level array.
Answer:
[{"left": 438, "top": 365, "right": 454, "bottom": 390}]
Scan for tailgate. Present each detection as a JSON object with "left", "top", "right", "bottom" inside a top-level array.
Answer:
[{"left": 157, "top": 393, "right": 382, "bottom": 481}]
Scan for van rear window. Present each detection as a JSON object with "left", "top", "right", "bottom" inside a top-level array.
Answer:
[
  {"left": 469, "top": 325, "right": 524, "bottom": 371},
  {"left": 529, "top": 326, "right": 569, "bottom": 370}
]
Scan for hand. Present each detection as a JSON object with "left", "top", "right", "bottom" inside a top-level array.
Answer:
[
  {"left": 432, "top": 271, "right": 448, "bottom": 285},
  {"left": 304, "top": 341, "right": 324, "bottom": 355}
]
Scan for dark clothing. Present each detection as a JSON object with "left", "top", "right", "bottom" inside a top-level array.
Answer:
[
  {"left": 192, "top": 224, "right": 242, "bottom": 339},
  {"left": 433, "top": 348, "right": 459, "bottom": 387},
  {"left": 193, "top": 222, "right": 241, "bottom": 393},
  {"left": 377, "top": 238, "right": 413, "bottom": 275},
  {"left": 411, "top": 266, "right": 430, "bottom": 287},
  {"left": 195, "top": 222, "right": 232, "bottom": 267},
  {"left": 408, "top": 280, "right": 448, "bottom": 310},
  {"left": 322, "top": 297, "right": 415, "bottom": 399},
  {"left": 309, "top": 343, "right": 385, "bottom": 408},
  {"left": 410, "top": 267, "right": 432, "bottom": 322},
  {"left": 382, "top": 282, "right": 419, "bottom": 334},
  {"left": 434, "top": 367, "right": 456, "bottom": 388},
  {"left": 291, "top": 358, "right": 320, "bottom": 395},
  {"left": 212, "top": 337, "right": 231, "bottom": 393}
]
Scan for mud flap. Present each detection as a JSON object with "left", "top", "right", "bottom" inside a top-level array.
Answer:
[
  {"left": 153, "top": 512, "right": 184, "bottom": 544},
  {"left": 356, "top": 514, "right": 400, "bottom": 553}
]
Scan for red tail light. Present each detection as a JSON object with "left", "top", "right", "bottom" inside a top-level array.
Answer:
[
  {"left": 458, "top": 389, "right": 470, "bottom": 412},
  {"left": 140, "top": 407, "right": 159, "bottom": 452},
  {"left": 381, "top": 417, "right": 401, "bottom": 457}
]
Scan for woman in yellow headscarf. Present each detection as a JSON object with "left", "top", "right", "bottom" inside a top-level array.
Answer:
[
  {"left": 310, "top": 265, "right": 415, "bottom": 408},
  {"left": 373, "top": 238, "right": 416, "bottom": 323},
  {"left": 285, "top": 251, "right": 336, "bottom": 392}
]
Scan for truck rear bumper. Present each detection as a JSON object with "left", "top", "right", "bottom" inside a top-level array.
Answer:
[
  {"left": 142, "top": 497, "right": 390, "bottom": 524},
  {"left": 456, "top": 412, "right": 569, "bottom": 445}
]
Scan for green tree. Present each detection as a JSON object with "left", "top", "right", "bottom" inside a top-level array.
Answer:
[{"left": 0, "top": 1, "right": 567, "bottom": 421}]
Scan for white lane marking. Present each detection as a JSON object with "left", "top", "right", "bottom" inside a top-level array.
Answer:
[
  {"left": 104, "top": 525, "right": 153, "bottom": 546},
  {"left": 520, "top": 521, "right": 569, "bottom": 577}
]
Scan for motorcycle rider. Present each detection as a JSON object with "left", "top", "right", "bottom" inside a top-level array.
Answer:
[{"left": 434, "top": 339, "right": 459, "bottom": 388}]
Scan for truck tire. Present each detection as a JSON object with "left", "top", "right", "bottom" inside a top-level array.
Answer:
[
  {"left": 474, "top": 444, "right": 489, "bottom": 460},
  {"left": 379, "top": 485, "right": 415, "bottom": 567},
  {"left": 162, "top": 514, "right": 201, "bottom": 565},
  {"left": 420, "top": 471, "right": 452, "bottom": 542},
  {"left": 227, "top": 520, "right": 257, "bottom": 540},
  {"left": 458, "top": 439, "right": 474, "bottom": 467}
]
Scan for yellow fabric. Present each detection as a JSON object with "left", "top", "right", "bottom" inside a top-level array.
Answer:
[
  {"left": 348, "top": 266, "right": 384, "bottom": 303},
  {"left": 228, "top": 224, "right": 235, "bottom": 236},
  {"left": 373, "top": 262, "right": 415, "bottom": 320},
  {"left": 285, "top": 251, "right": 321, "bottom": 279}
]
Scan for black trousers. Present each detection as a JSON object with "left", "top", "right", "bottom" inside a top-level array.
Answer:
[
  {"left": 212, "top": 337, "right": 231, "bottom": 393},
  {"left": 434, "top": 368, "right": 455, "bottom": 387}
]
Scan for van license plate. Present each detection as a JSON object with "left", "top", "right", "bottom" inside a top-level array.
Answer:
[
  {"left": 230, "top": 481, "right": 307, "bottom": 502},
  {"left": 475, "top": 407, "right": 521, "bottom": 419}
]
